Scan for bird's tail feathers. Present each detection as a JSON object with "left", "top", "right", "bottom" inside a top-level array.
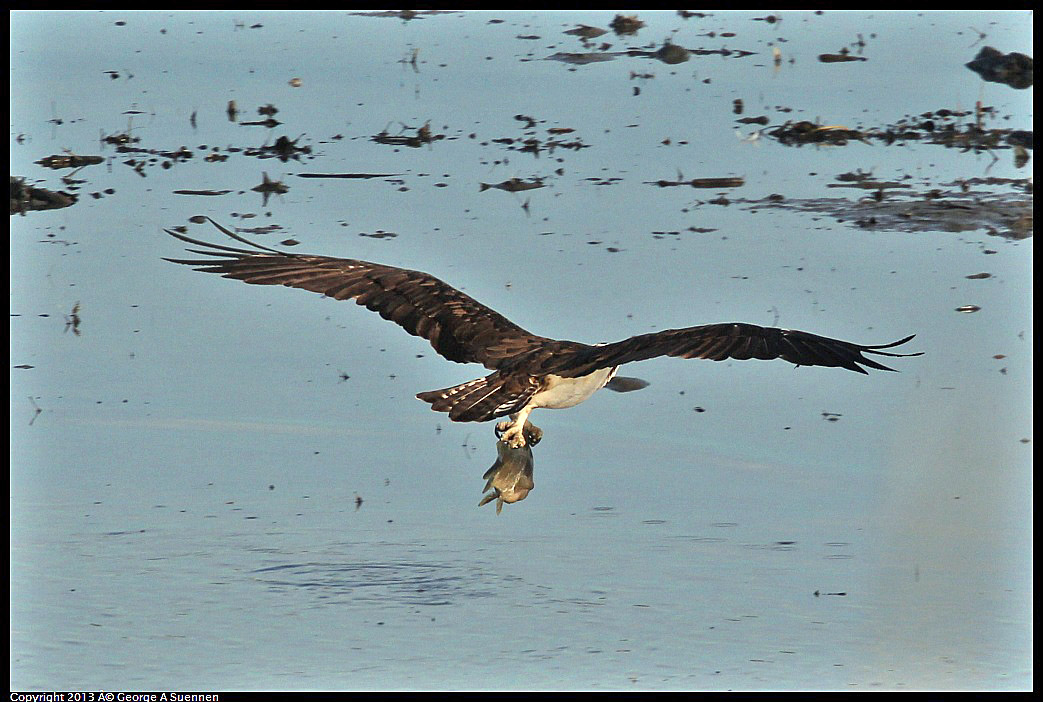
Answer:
[{"left": 417, "top": 374, "right": 532, "bottom": 422}]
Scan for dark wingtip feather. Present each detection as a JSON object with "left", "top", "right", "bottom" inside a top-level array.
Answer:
[
  {"left": 203, "top": 217, "right": 283, "bottom": 253},
  {"left": 862, "top": 334, "right": 923, "bottom": 359},
  {"left": 163, "top": 227, "right": 259, "bottom": 256}
]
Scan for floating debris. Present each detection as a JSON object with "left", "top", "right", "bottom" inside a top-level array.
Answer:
[
  {"left": 28, "top": 396, "right": 42, "bottom": 426},
  {"left": 649, "top": 176, "right": 744, "bottom": 189},
  {"left": 507, "top": 137, "right": 587, "bottom": 155},
  {"left": 1013, "top": 144, "right": 1030, "bottom": 168},
  {"left": 239, "top": 117, "right": 281, "bottom": 129},
  {"left": 826, "top": 172, "right": 911, "bottom": 191},
  {"left": 235, "top": 224, "right": 284, "bottom": 236},
  {"left": 697, "top": 47, "right": 755, "bottom": 58},
  {"left": 653, "top": 41, "right": 690, "bottom": 65},
  {"left": 173, "top": 189, "right": 232, "bottom": 196},
  {"left": 767, "top": 108, "right": 1033, "bottom": 153},
  {"left": 244, "top": 135, "right": 312, "bottom": 162},
  {"left": 610, "top": 14, "right": 644, "bottom": 36},
  {"left": 488, "top": 117, "right": 589, "bottom": 155},
  {"left": 965, "top": 272, "right": 992, "bottom": 279},
  {"left": 768, "top": 121, "right": 868, "bottom": 146},
  {"left": 347, "top": 9, "right": 459, "bottom": 20},
  {"left": 398, "top": 47, "right": 420, "bottom": 71},
  {"left": 358, "top": 230, "right": 397, "bottom": 239},
  {"left": 101, "top": 124, "right": 141, "bottom": 147},
  {"left": 818, "top": 52, "right": 867, "bottom": 63},
  {"left": 965, "top": 46, "right": 1033, "bottom": 89},
  {"left": 956, "top": 305, "right": 982, "bottom": 313},
  {"left": 546, "top": 51, "right": 619, "bottom": 65},
  {"left": 479, "top": 177, "right": 545, "bottom": 193},
  {"left": 564, "top": 25, "right": 607, "bottom": 40},
  {"left": 35, "top": 153, "right": 104, "bottom": 169},
  {"left": 624, "top": 43, "right": 753, "bottom": 63},
  {"left": 296, "top": 172, "right": 403, "bottom": 179},
  {"left": 371, "top": 121, "right": 443, "bottom": 148},
  {"left": 10, "top": 177, "right": 77, "bottom": 214},
  {"left": 251, "top": 172, "right": 288, "bottom": 206},
  {"left": 64, "top": 302, "right": 81, "bottom": 336}
]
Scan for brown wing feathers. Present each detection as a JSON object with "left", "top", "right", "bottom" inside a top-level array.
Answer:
[
  {"left": 165, "top": 220, "right": 920, "bottom": 383},
  {"left": 554, "top": 323, "right": 921, "bottom": 377},
  {"left": 164, "top": 218, "right": 548, "bottom": 368}
]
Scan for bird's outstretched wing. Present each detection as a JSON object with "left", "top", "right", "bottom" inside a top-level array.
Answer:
[
  {"left": 538, "top": 323, "right": 921, "bottom": 377},
  {"left": 163, "top": 219, "right": 552, "bottom": 368}
]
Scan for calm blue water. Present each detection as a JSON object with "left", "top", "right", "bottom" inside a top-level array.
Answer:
[{"left": 11, "top": 10, "right": 1032, "bottom": 691}]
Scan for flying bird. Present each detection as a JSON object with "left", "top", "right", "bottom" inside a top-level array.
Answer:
[{"left": 164, "top": 219, "right": 922, "bottom": 448}]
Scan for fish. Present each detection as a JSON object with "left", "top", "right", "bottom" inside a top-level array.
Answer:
[
  {"left": 480, "top": 422, "right": 542, "bottom": 514},
  {"left": 476, "top": 377, "right": 646, "bottom": 512}
]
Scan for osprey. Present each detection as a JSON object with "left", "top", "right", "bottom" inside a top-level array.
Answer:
[{"left": 165, "top": 219, "right": 921, "bottom": 448}]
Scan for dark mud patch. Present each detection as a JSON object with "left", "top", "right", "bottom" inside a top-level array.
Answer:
[
  {"left": 965, "top": 46, "right": 1033, "bottom": 89},
  {"left": 10, "top": 177, "right": 77, "bottom": 215},
  {"left": 766, "top": 107, "right": 1031, "bottom": 153},
  {"left": 744, "top": 188, "right": 1032, "bottom": 240}
]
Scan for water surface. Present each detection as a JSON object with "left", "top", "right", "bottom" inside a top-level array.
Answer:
[{"left": 11, "top": 10, "right": 1032, "bottom": 691}]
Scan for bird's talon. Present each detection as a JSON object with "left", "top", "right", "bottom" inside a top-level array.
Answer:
[{"left": 497, "top": 425, "right": 526, "bottom": 448}]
